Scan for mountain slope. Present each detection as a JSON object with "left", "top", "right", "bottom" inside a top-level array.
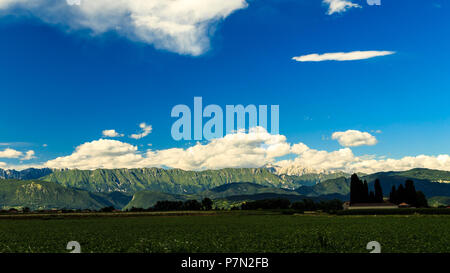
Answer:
[
  {"left": 124, "top": 182, "right": 347, "bottom": 210},
  {"left": 198, "top": 182, "right": 299, "bottom": 199},
  {"left": 296, "top": 169, "right": 450, "bottom": 199},
  {"left": 40, "top": 168, "right": 304, "bottom": 194},
  {"left": 123, "top": 191, "right": 190, "bottom": 210},
  {"left": 428, "top": 196, "right": 450, "bottom": 207},
  {"left": 0, "top": 168, "right": 53, "bottom": 180},
  {"left": 0, "top": 179, "right": 120, "bottom": 210},
  {"left": 296, "top": 177, "right": 350, "bottom": 197},
  {"left": 124, "top": 182, "right": 304, "bottom": 210}
]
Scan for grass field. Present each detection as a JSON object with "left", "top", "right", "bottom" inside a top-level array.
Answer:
[{"left": 0, "top": 211, "right": 449, "bottom": 253}]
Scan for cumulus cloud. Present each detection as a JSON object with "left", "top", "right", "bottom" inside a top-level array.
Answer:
[
  {"left": 130, "top": 122, "right": 152, "bottom": 140},
  {"left": 279, "top": 146, "right": 450, "bottom": 175},
  {"left": 45, "top": 139, "right": 144, "bottom": 170},
  {"left": 0, "top": 0, "right": 248, "bottom": 55},
  {"left": 323, "top": 0, "right": 361, "bottom": 15},
  {"left": 332, "top": 130, "right": 378, "bottom": 147},
  {"left": 45, "top": 127, "right": 290, "bottom": 170},
  {"left": 102, "top": 129, "right": 124, "bottom": 138},
  {"left": 22, "top": 150, "right": 36, "bottom": 160},
  {"left": 29, "top": 127, "right": 450, "bottom": 174},
  {"left": 0, "top": 148, "right": 23, "bottom": 158},
  {"left": 292, "top": 51, "right": 395, "bottom": 62}
]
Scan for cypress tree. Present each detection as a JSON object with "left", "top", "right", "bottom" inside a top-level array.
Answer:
[
  {"left": 369, "top": 191, "right": 375, "bottom": 203},
  {"left": 389, "top": 185, "right": 397, "bottom": 204},
  {"left": 397, "top": 184, "right": 405, "bottom": 204},
  {"left": 374, "top": 179, "right": 383, "bottom": 203},
  {"left": 415, "top": 191, "right": 428, "bottom": 208},
  {"left": 405, "top": 180, "right": 417, "bottom": 205},
  {"left": 350, "top": 174, "right": 360, "bottom": 204},
  {"left": 363, "top": 180, "right": 369, "bottom": 203}
]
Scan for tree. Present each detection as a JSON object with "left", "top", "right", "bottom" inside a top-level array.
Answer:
[
  {"left": 369, "top": 191, "right": 375, "bottom": 203},
  {"left": 374, "top": 179, "right": 383, "bottom": 203},
  {"left": 397, "top": 184, "right": 405, "bottom": 204},
  {"left": 201, "top": 198, "right": 213, "bottom": 210},
  {"left": 100, "top": 206, "right": 115, "bottom": 212},
  {"left": 415, "top": 191, "right": 428, "bottom": 208},
  {"left": 350, "top": 174, "right": 363, "bottom": 204},
  {"left": 389, "top": 185, "right": 397, "bottom": 204},
  {"left": 183, "top": 200, "right": 202, "bottom": 210},
  {"left": 363, "top": 180, "right": 369, "bottom": 202},
  {"left": 405, "top": 180, "right": 417, "bottom": 205}
]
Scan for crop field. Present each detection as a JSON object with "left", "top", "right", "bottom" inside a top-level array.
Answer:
[{"left": 0, "top": 212, "right": 449, "bottom": 253}]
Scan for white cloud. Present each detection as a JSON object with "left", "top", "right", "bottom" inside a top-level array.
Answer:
[
  {"left": 43, "top": 144, "right": 48, "bottom": 147},
  {"left": 21, "top": 127, "right": 450, "bottom": 174},
  {"left": 45, "top": 127, "right": 290, "bottom": 170},
  {"left": 22, "top": 150, "right": 36, "bottom": 160},
  {"left": 279, "top": 145, "right": 450, "bottom": 175},
  {"left": 0, "top": 148, "right": 23, "bottom": 158},
  {"left": 0, "top": 162, "right": 6, "bottom": 168},
  {"left": 332, "top": 130, "right": 378, "bottom": 147},
  {"left": 102, "top": 129, "right": 124, "bottom": 138},
  {"left": 130, "top": 122, "right": 152, "bottom": 140},
  {"left": 323, "top": 0, "right": 361, "bottom": 15},
  {"left": 292, "top": 51, "right": 395, "bottom": 62},
  {"left": 0, "top": 0, "right": 248, "bottom": 55},
  {"left": 45, "top": 139, "right": 144, "bottom": 170}
]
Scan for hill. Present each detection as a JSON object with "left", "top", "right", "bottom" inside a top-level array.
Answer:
[
  {"left": 0, "top": 179, "right": 129, "bottom": 210},
  {"left": 123, "top": 191, "right": 189, "bottom": 210},
  {"left": 428, "top": 196, "right": 450, "bottom": 207},
  {"left": 296, "top": 169, "right": 450, "bottom": 199},
  {"left": 124, "top": 182, "right": 303, "bottom": 210},
  {"left": 296, "top": 177, "right": 350, "bottom": 197},
  {"left": 198, "top": 182, "right": 299, "bottom": 199},
  {"left": 123, "top": 182, "right": 347, "bottom": 210}
]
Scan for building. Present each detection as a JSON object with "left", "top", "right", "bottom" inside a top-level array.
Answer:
[
  {"left": 398, "top": 202, "right": 411, "bottom": 208},
  {"left": 343, "top": 202, "right": 398, "bottom": 210}
]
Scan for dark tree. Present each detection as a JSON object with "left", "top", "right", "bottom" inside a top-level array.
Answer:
[
  {"left": 183, "top": 200, "right": 202, "bottom": 210},
  {"left": 389, "top": 185, "right": 397, "bottom": 204},
  {"left": 388, "top": 180, "right": 427, "bottom": 207},
  {"left": 397, "top": 184, "right": 405, "bottom": 203},
  {"left": 374, "top": 179, "right": 383, "bottom": 203},
  {"left": 369, "top": 191, "right": 375, "bottom": 203},
  {"left": 415, "top": 191, "right": 428, "bottom": 208},
  {"left": 405, "top": 180, "right": 417, "bottom": 205},
  {"left": 100, "top": 206, "right": 115, "bottom": 212},
  {"left": 350, "top": 174, "right": 363, "bottom": 204},
  {"left": 201, "top": 198, "right": 213, "bottom": 210},
  {"left": 363, "top": 180, "right": 369, "bottom": 202},
  {"left": 153, "top": 200, "right": 184, "bottom": 211}
]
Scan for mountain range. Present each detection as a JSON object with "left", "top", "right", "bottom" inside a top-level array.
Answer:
[{"left": 1, "top": 167, "right": 450, "bottom": 210}]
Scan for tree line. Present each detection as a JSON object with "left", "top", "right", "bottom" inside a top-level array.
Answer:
[
  {"left": 350, "top": 174, "right": 428, "bottom": 207},
  {"left": 389, "top": 180, "right": 428, "bottom": 207},
  {"left": 241, "top": 198, "right": 343, "bottom": 212},
  {"left": 128, "top": 198, "right": 214, "bottom": 212},
  {"left": 350, "top": 174, "right": 383, "bottom": 204}
]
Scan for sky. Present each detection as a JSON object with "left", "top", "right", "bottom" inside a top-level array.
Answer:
[{"left": 0, "top": 0, "right": 450, "bottom": 174}]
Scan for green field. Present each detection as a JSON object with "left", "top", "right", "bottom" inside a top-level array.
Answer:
[{"left": 0, "top": 212, "right": 449, "bottom": 253}]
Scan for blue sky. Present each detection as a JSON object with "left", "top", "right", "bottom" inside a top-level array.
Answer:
[{"left": 0, "top": 0, "right": 450, "bottom": 173}]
